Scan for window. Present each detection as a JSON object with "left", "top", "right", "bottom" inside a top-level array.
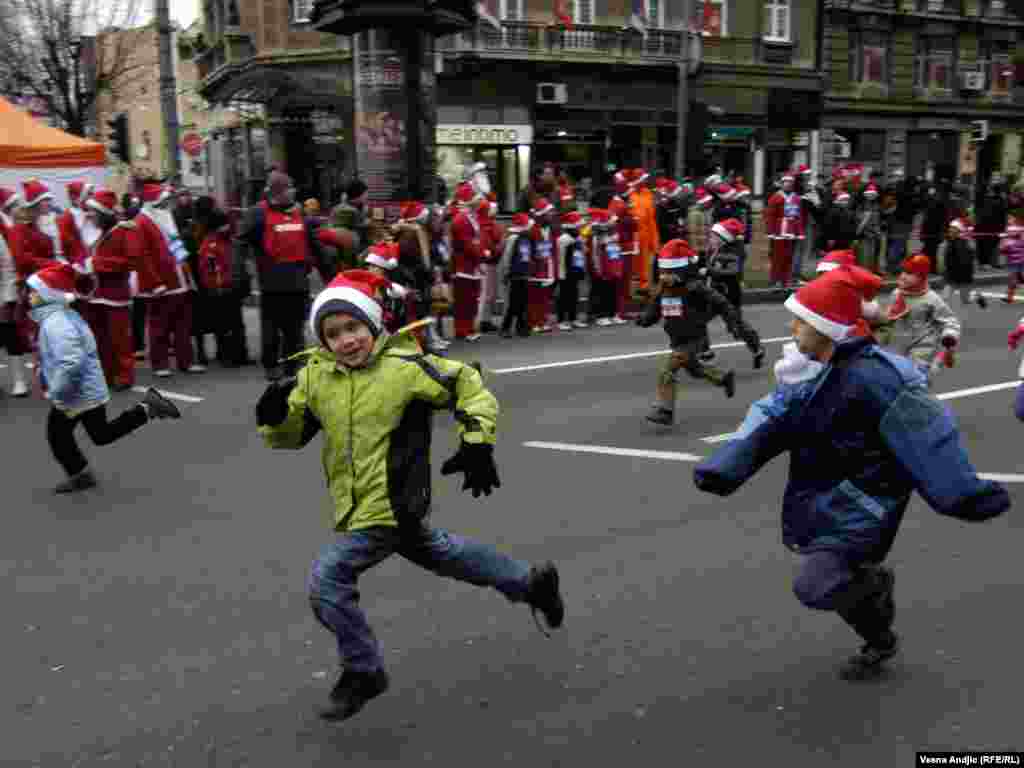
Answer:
[
  {"left": 646, "top": 0, "right": 663, "bottom": 29},
  {"left": 851, "top": 30, "right": 889, "bottom": 85},
  {"left": 293, "top": 0, "right": 314, "bottom": 22},
  {"left": 500, "top": 0, "right": 523, "bottom": 20},
  {"left": 914, "top": 35, "right": 955, "bottom": 92},
  {"left": 981, "top": 38, "right": 1013, "bottom": 96},
  {"left": 573, "top": 0, "right": 593, "bottom": 25},
  {"left": 698, "top": 0, "right": 727, "bottom": 36},
  {"left": 763, "top": 0, "right": 790, "bottom": 42}
]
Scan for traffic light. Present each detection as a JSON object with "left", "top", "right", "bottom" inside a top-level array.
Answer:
[
  {"left": 970, "top": 119, "right": 989, "bottom": 144},
  {"left": 107, "top": 113, "right": 130, "bottom": 162}
]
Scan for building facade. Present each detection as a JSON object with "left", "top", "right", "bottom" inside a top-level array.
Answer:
[{"left": 821, "top": 0, "right": 1024, "bottom": 187}]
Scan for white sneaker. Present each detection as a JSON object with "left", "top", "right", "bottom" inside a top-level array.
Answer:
[
  {"left": 465, "top": 334, "right": 482, "bottom": 342},
  {"left": 596, "top": 318, "right": 613, "bottom": 327},
  {"left": 9, "top": 355, "right": 30, "bottom": 397},
  {"left": 573, "top": 320, "right": 589, "bottom": 329},
  {"left": 154, "top": 369, "right": 173, "bottom": 378},
  {"left": 186, "top": 364, "right": 207, "bottom": 374},
  {"left": 612, "top": 315, "right": 628, "bottom": 325},
  {"left": 558, "top": 322, "right": 573, "bottom": 331}
]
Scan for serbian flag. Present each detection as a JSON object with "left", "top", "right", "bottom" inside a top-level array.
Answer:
[
  {"left": 475, "top": 0, "right": 502, "bottom": 31},
  {"left": 630, "top": 0, "right": 647, "bottom": 37},
  {"left": 554, "top": 0, "right": 573, "bottom": 28}
]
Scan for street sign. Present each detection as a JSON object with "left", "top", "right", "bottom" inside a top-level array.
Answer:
[{"left": 182, "top": 133, "right": 203, "bottom": 157}]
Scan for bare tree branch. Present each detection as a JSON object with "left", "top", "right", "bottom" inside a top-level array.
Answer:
[{"left": 0, "top": 0, "right": 148, "bottom": 136}]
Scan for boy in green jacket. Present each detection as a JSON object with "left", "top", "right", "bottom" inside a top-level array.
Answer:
[{"left": 256, "top": 269, "right": 565, "bottom": 722}]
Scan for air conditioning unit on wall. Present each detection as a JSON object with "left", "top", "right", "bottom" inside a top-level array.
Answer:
[
  {"left": 961, "top": 71, "right": 985, "bottom": 91},
  {"left": 537, "top": 83, "right": 568, "bottom": 105}
]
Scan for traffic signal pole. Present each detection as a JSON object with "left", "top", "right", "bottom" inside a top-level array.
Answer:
[{"left": 156, "top": 0, "right": 181, "bottom": 184}]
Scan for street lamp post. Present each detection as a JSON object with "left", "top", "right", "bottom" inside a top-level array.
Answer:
[{"left": 311, "top": 0, "right": 476, "bottom": 203}]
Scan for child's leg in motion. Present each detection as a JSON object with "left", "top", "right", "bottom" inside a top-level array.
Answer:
[{"left": 677, "top": 339, "right": 737, "bottom": 398}]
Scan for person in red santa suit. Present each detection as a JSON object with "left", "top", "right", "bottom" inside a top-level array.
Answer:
[
  {"left": 611, "top": 173, "right": 637, "bottom": 323},
  {"left": 765, "top": 172, "right": 806, "bottom": 288},
  {"left": 135, "top": 183, "right": 203, "bottom": 377},
  {"left": 58, "top": 181, "right": 101, "bottom": 269},
  {"left": 449, "top": 182, "right": 485, "bottom": 341},
  {"left": 0, "top": 187, "right": 20, "bottom": 248},
  {"left": 527, "top": 197, "right": 558, "bottom": 333},
  {"left": 81, "top": 189, "right": 156, "bottom": 390},
  {"left": 586, "top": 207, "right": 624, "bottom": 326},
  {"left": 475, "top": 193, "right": 503, "bottom": 334}
]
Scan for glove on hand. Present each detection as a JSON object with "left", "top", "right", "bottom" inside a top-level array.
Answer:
[
  {"left": 441, "top": 442, "right": 501, "bottom": 498},
  {"left": 256, "top": 376, "right": 297, "bottom": 427},
  {"left": 941, "top": 335, "right": 958, "bottom": 349},
  {"left": 1008, "top": 325, "right": 1024, "bottom": 350}
]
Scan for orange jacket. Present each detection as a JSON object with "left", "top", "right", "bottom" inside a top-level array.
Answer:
[{"left": 630, "top": 186, "right": 660, "bottom": 256}]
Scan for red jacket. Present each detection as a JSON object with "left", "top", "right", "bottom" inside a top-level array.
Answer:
[
  {"left": 611, "top": 195, "right": 637, "bottom": 255},
  {"left": 529, "top": 224, "right": 557, "bottom": 283},
  {"left": 12, "top": 222, "right": 58, "bottom": 281},
  {"left": 57, "top": 210, "right": 87, "bottom": 267},
  {"left": 198, "top": 230, "right": 234, "bottom": 293},
  {"left": 450, "top": 211, "right": 482, "bottom": 279},
  {"left": 86, "top": 221, "right": 145, "bottom": 307},
  {"left": 135, "top": 211, "right": 189, "bottom": 295},
  {"left": 765, "top": 190, "right": 806, "bottom": 239}
]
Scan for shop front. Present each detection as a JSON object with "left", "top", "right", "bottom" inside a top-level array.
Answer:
[{"left": 436, "top": 123, "right": 532, "bottom": 213}]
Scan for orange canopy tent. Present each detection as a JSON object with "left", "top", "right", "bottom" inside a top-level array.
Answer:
[{"left": 0, "top": 96, "right": 105, "bottom": 167}]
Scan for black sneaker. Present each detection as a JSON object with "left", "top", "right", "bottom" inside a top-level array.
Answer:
[
  {"left": 698, "top": 350, "right": 717, "bottom": 364},
  {"left": 839, "top": 632, "right": 900, "bottom": 681},
  {"left": 976, "top": 293, "right": 988, "bottom": 309},
  {"left": 142, "top": 388, "right": 181, "bottom": 420},
  {"left": 645, "top": 406, "right": 674, "bottom": 426},
  {"left": 722, "top": 371, "right": 736, "bottom": 399},
  {"left": 753, "top": 347, "right": 766, "bottom": 370},
  {"left": 872, "top": 566, "right": 895, "bottom": 630},
  {"left": 526, "top": 562, "right": 565, "bottom": 634},
  {"left": 480, "top": 321, "right": 498, "bottom": 334},
  {"left": 54, "top": 469, "right": 98, "bottom": 494},
  {"left": 320, "top": 668, "right": 390, "bottom": 722}
]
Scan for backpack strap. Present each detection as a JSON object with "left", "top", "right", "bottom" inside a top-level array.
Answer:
[{"left": 385, "top": 353, "right": 484, "bottom": 435}]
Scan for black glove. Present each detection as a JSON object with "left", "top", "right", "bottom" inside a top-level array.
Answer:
[
  {"left": 256, "top": 376, "right": 297, "bottom": 427},
  {"left": 637, "top": 302, "right": 660, "bottom": 328},
  {"left": 941, "top": 335, "right": 957, "bottom": 349},
  {"left": 440, "top": 442, "right": 501, "bottom": 498}
]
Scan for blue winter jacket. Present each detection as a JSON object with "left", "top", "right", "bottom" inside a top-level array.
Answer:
[
  {"left": 30, "top": 301, "right": 110, "bottom": 414},
  {"left": 694, "top": 336, "right": 1008, "bottom": 562}
]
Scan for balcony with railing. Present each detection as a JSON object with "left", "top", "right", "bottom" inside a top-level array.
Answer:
[{"left": 436, "top": 21, "right": 786, "bottom": 67}]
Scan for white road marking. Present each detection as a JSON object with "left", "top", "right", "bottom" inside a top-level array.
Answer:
[
  {"left": 494, "top": 335, "right": 792, "bottom": 374},
  {"left": 130, "top": 386, "right": 205, "bottom": 404},
  {"left": 978, "top": 473, "right": 1024, "bottom": 483},
  {"left": 524, "top": 441, "right": 704, "bottom": 462},
  {"left": 698, "top": 380, "right": 1021, "bottom": 444},
  {"left": 980, "top": 292, "right": 1022, "bottom": 303}
]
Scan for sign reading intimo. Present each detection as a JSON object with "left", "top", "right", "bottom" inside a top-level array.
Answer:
[{"left": 436, "top": 125, "right": 533, "bottom": 146}]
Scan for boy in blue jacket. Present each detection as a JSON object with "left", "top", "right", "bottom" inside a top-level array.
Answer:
[
  {"left": 695, "top": 268, "right": 1009, "bottom": 680},
  {"left": 28, "top": 264, "right": 181, "bottom": 493}
]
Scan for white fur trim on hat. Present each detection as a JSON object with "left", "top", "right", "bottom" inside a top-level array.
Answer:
[
  {"left": 530, "top": 201, "right": 554, "bottom": 218},
  {"left": 950, "top": 219, "right": 968, "bottom": 231},
  {"left": 711, "top": 222, "right": 734, "bottom": 243},
  {"left": 309, "top": 284, "right": 383, "bottom": 339},
  {"left": 26, "top": 272, "right": 75, "bottom": 305},
  {"left": 658, "top": 257, "right": 692, "bottom": 270},
  {"left": 365, "top": 251, "right": 397, "bottom": 270},
  {"left": 784, "top": 294, "right": 852, "bottom": 342},
  {"left": 816, "top": 260, "right": 840, "bottom": 273},
  {"left": 86, "top": 197, "right": 116, "bottom": 217}
]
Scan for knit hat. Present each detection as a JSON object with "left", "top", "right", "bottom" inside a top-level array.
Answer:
[
  {"left": 22, "top": 178, "right": 53, "bottom": 207},
  {"left": 399, "top": 201, "right": 429, "bottom": 224},
  {"left": 711, "top": 218, "right": 744, "bottom": 243},
  {"left": 784, "top": 268, "right": 866, "bottom": 342},
  {"left": 364, "top": 242, "right": 399, "bottom": 271},
  {"left": 454, "top": 182, "right": 481, "bottom": 207},
  {"left": 530, "top": 197, "right": 554, "bottom": 218},
  {"left": 901, "top": 253, "right": 932, "bottom": 278},
  {"left": 0, "top": 187, "right": 22, "bottom": 211},
  {"left": 86, "top": 189, "right": 119, "bottom": 217},
  {"left": 142, "top": 183, "right": 172, "bottom": 206},
  {"left": 657, "top": 239, "right": 697, "bottom": 271},
  {"left": 309, "top": 269, "right": 390, "bottom": 341},
  {"left": 26, "top": 263, "right": 89, "bottom": 305},
  {"left": 561, "top": 211, "right": 582, "bottom": 230},
  {"left": 816, "top": 249, "right": 856, "bottom": 273},
  {"left": 507, "top": 213, "right": 533, "bottom": 233}
]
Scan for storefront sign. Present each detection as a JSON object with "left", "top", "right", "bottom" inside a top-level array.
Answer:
[{"left": 436, "top": 124, "right": 533, "bottom": 145}]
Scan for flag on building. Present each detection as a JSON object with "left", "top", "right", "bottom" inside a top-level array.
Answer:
[
  {"left": 554, "top": 0, "right": 573, "bottom": 28},
  {"left": 629, "top": 0, "right": 647, "bottom": 38},
  {"left": 475, "top": 0, "right": 502, "bottom": 31}
]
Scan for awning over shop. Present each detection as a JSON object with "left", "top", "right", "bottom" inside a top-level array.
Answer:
[
  {"left": 0, "top": 97, "right": 105, "bottom": 167},
  {"left": 203, "top": 65, "right": 352, "bottom": 112}
]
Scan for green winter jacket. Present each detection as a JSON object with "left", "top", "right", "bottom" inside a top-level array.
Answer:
[{"left": 259, "top": 327, "right": 497, "bottom": 532}]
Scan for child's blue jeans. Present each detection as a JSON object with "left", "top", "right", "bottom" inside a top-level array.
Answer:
[{"left": 308, "top": 525, "right": 531, "bottom": 673}]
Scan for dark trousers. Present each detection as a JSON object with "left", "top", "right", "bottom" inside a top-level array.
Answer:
[
  {"left": 0, "top": 319, "right": 22, "bottom": 355},
  {"left": 590, "top": 278, "right": 616, "bottom": 320},
  {"left": 922, "top": 237, "right": 942, "bottom": 274},
  {"left": 712, "top": 275, "right": 743, "bottom": 312},
  {"left": 976, "top": 238, "right": 999, "bottom": 268},
  {"left": 132, "top": 298, "right": 147, "bottom": 353},
  {"left": 148, "top": 293, "right": 194, "bottom": 372},
  {"left": 557, "top": 276, "right": 580, "bottom": 323},
  {"left": 792, "top": 550, "right": 891, "bottom": 645},
  {"left": 260, "top": 292, "right": 307, "bottom": 374},
  {"left": 501, "top": 278, "right": 529, "bottom": 335},
  {"left": 200, "top": 293, "right": 248, "bottom": 365},
  {"left": 47, "top": 404, "right": 148, "bottom": 477}
]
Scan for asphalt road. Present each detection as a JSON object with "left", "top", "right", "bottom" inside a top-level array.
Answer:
[{"left": 2, "top": 293, "right": 1022, "bottom": 767}]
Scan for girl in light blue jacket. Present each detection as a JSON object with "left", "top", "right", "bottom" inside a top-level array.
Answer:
[{"left": 26, "top": 264, "right": 182, "bottom": 493}]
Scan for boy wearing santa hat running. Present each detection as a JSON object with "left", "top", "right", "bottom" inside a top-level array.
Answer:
[
  {"left": 255, "top": 269, "right": 565, "bottom": 722},
  {"left": 695, "top": 267, "right": 1007, "bottom": 680}
]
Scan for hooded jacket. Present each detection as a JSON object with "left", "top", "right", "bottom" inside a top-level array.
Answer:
[
  {"left": 259, "top": 327, "right": 497, "bottom": 532},
  {"left": 30, "top": 298, "right": 109, "bottom": 415}
]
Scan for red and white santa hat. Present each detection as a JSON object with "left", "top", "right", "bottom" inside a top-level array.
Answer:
[
  {"left": 816, "top": 248, "right": 856, "bottom": 273},
  {"left": 657, "top": 239, "right": 697, "bottom": 271},
  {"left": 613, "top": 170, "right": 629, "bottom": 196},
  {"left": 863, "top": 183, "right": 879, "bottom": 199},
  {"left": 0, "top": 186, "right": 22, "bottom": 211},
  {"left": 711, "top": 218, "right": 745, "bottom": 243},
  {"left": 784, "top": 267, "right": 866, "bottom": 342},
  {"left": 142, "top": 183, "right": 173, "bottom": 206},
  {"left": 399, "top": 200, "right": 429, "bottom": 224},
  {"left": 901, "top": 253, "right": 932, "bottom": 278},
  {"left": 309, "top": 269, "right": 391, "bottom": 341},
  {"left": 26, "top": 263, "right": 89, "bottom": 305},
  {"left": 661, "top": 180, "right": 683, "bottom": 198},
  {"left": 588, "top": 208, "right": 610, "bottom": 228},
  {"left": 733, "top": 182, "right": 751, "bottom": 200},
  {"left": 86, "top": 189, "right": 119, "bottom": 217},
  {"left": 66, "top": 180, "right": 94, "bottom": 203},
  {"left": 780, "top": 172, "right": 796, "bottom": 184},
  {"left": 695, "top": 186, "right": 714, "bottom": 207},
  {"left": 507, "top": 212, "right": 533, "bottom": 233},
  {"left": 22, "top": 178, "right": 53, "bottom": 208},
  {"left": 530, "top": 197, "right": 555, "bottom": 218},
  {"left": 704, "top": 173, "right": 722, "bottom": 188},
  {"left": 629, "top": 168, "right": 650, "bottom": 188},
  {"left": 561, "top": 211, "right": 582, "bottom": 230},
  {"left": 716, "top": 183, "right": 737, "bottom": 202},
  {"left": 949, "top": 218, "right": 971, "bottom": 233},
  {"left": 833, "top": 191, "right": 851, "bottom": 205},
  {"left": 797, "top": 164, "right": 813, "bottom": 177},
  {"left": 454, "top": 182, "right": 482, "bottom": 208},
  {"left": 467, "top": 161, "right": 488, "bottom": 178},
  {"left": 364, "top": 242, "right": 399, "bottom": 271}
]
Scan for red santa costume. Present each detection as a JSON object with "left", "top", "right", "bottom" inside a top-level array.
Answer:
[
  {"left": 57, "top": 181, "right": 101, "bottom": 269},
  {"left": 765, "top": 172, "right": 806, "bottom": 286},
  {"left": 135, "top": 183, "right": 200, "bottom": 375},
  {"left": 0, "top": 187, "right": 20, "bottom": 249},
  {"left": 475, "top": 194, "right": 503, "bottom": 332},
  {"left": 527, "top": 197, "right": 558, "bottom": 332},
  {"left": 449, "top": 182, "right": 484, "bottom": 340},
  {"left": 81, "top": 190, "right": 151, "bottom": 388},
  {"left": 12, "top": 179, "right": 62, "bottom": 358}
]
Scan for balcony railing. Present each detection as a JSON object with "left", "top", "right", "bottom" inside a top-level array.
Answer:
[{"left": 437, "top": 21, "right": 775, "bottom": 65}]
